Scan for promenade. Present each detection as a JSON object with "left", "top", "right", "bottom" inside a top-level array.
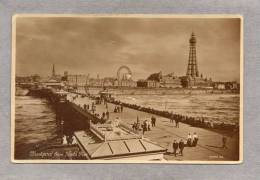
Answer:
[{"left": 69, "top": 94, "right": 239, "bottom": 161}]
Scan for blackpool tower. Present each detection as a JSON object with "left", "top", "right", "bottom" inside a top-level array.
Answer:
[{"left": 186, "top": 32, "right": 199, "bottom": 77}]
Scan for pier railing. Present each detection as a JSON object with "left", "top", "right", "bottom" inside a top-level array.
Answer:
[
  {"left": 89, "top": 121, "right": 106, "bottom": 140},
  {"left": 105, "top": 97, "right": 239, "bottom": 132}
]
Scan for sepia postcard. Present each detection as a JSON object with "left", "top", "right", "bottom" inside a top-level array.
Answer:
[{"left": 11, "top": 14, "right": 243, "bottom": 164}]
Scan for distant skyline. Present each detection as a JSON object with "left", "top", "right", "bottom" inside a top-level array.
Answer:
[{"left": 15, "top": 16, "right": 241, "bottom": 81}]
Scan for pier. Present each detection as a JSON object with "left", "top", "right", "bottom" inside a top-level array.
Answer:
[
  {"left": 70, "top": 94, "right": 239, "bottom": 161},
  {"left": 34, "top": 87, "right": 239, "bottom": 161}
]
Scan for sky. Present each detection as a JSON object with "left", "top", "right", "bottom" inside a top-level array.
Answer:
[{"left": 15, "top": 16, "right": 241, "bottom": 81}]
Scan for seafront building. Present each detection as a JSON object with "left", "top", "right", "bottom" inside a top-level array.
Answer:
[
  {"left": 213, "top": 81, "right": 240, "bottom": 90},
  {"left": 64, "top": 65, "right": 137, "bottom": 88},
  {"left": 66, "top": 74, "right": 88, "bottom": 87},
  {"left": 41, "top": 64, "right": 63, "bottom": 89},
  {"left": 136, "top": 79, "right": 160, "bottom": 88},
  {"left": 138, "top": 72, "right": 182, "bottom": 88}
]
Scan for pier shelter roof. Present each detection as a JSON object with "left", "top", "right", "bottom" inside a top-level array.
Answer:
[{"left": 74, "top": 130, "right": 166, "bottom": 160}]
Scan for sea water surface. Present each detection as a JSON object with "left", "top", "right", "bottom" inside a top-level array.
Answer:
[
  {"left": 15, "top": 96, "right": 58, "bottom": 158},
  {"left": 114, "top": 94, "right": 240, "bottom": 123}
]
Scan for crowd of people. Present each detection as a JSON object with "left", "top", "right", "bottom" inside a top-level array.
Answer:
[
  {"left": 170, "top": 117, "right": 180, "bottom": 128},
  {"left": 114, "top": 105, "right": 124, "bottom": 113},
  {"left": 62, "top": 135, "right": 76, "bottom": 145},
  {"left": 132, "top": 116, "right": 157, "bottom": 135},
  {"left": 172, "top": 139, "right": 185, "bottom": 156},
  {"left": 104, "top": 97, "right": 238, "bottom": 131},
  {"left": 66, "top": 92, "right": 238, "bottom": 134},
  {"left": 172, "top": 132, "right": 199, "bottom": 157},
  {"left": 74, "top": 97, "right": 111, "bottom": 124},
  {"left": 186, "top": 132, "right": 199, "bottom": 147},
  {"left": 71, "top": 93, "right": 237, "bottom": 131}
]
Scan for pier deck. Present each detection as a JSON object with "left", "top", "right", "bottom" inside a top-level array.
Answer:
[{"left": 69, "top": 94, "right": 239, "bottom": 161}]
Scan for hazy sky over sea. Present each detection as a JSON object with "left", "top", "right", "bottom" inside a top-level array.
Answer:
[{"left": 15, "top": 16, "right": 241, "bottom": 81}]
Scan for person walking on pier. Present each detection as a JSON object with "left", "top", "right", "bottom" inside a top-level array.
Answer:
[
  {"left": 222, "top": 136, "right": 228, "bottom": 149},
  {"left": 142, "top": 120, "right": 148, "bottom": 135},
  {"left": 106, "top": 111, "right": 109, "bottom": 120},
  {"left": 66, "top": 136, "right": 70, "bottom": 145},
  {"left": 147, "top": 120, "right": 151, "bottom": 131},
  {"left": 187, "top": 133, "right": 192, "bottom": 147},
  {"left": 114, "top": 117, "right": 120, "bottom": 127},
  {"left": 172, "top": 140, "right": 179, "bottom": 157},
  {"left": 132, "top": 122, "right": 137, "bottom": 131},
  {"left": 136, "top": 116, "right": 141, "bottom": 131},
  {"left": 62, "top": 135, "right": 67, "bottom": 145},
  {"left": 91, "top": 102, "right": 96, "bottom": 114},
  {"left": 151, "top": 116, "right": 156, "bottom": 127},
  {"left": 170, "top": 117, "right": 174, "bottom": 123},
  {"left": 102, "top": 112, "right": 106, "bottom": 122},
  {"left": 114, "top": 105, "right": 119, "bottom": 113},
  {"left": 179, "top": 139, "right": 185, "bottom": 156},
  {"left": 192, "top": 132, "right": 199, "bottom": 147},
  {"left": 175, "top": 118, "right": 180, "bottom": 128}
]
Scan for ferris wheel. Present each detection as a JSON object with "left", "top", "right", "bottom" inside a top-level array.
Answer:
[{"left": 117, "top": 65, "right": 132, "bottom": 80}]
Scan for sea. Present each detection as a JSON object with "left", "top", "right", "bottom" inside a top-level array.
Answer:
[
  {"left": 15, "top": 96, "right": 58, "bottom": 158},
  {"left": 114, "top": 93, "right": 240, "bottom": 124},
  {"left": 15, "top": 93, "right": 239, "bottom": 158}
]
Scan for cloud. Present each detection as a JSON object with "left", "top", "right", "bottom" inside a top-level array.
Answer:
[{"left": 15, "top": 17, "right": 241, "bottom": 81}]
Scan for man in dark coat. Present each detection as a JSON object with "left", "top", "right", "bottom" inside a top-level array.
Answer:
[
  {"left": 172, "top": 140, "right": 179, "bottom": 157},
  {"left": 179, "top": 139, "right": 185, "bottom": 156},
  {"left": 192, "top": 132, "right": 199, "bottom": 147},
  {"left": 151, "top": 116, "right": 156, "bottom": 127}
]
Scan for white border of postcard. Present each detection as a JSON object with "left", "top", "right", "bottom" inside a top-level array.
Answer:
[{"left": 11, "top": 14, "right": 243, "bottom": 164}]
